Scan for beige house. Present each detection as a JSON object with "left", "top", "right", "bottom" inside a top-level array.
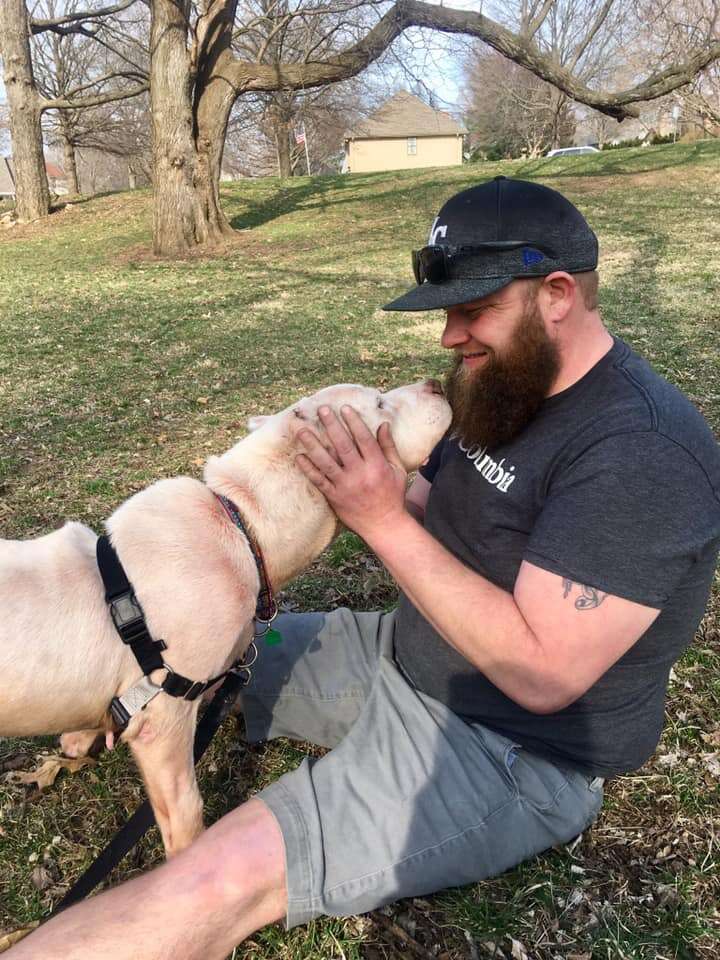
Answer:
[{"left": 343, "top": 91, "right": 466, "bottom": 174}]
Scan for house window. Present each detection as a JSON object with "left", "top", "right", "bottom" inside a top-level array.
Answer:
[{"left": 407, "top": 137, "right": 417, "bottom": 155}]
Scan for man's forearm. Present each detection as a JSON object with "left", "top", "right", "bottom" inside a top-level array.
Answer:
[{"left": 364, "top": 511, "right": 555, "bottom": 713}]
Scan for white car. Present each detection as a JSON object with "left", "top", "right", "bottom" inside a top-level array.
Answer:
[{"left": 545, "top": 146, "right": 601, "bottom": 157}]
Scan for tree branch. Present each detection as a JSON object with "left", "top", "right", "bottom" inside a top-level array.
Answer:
[
  {"left": 526, "top": 0, "right": 555, "bottom": 39},
  {"left": 41, "top": 80, "right": 149, "bottom": 112},
  {"left": 566, "top": 0, "right": 616, "bottom": 73},
  {"left": 31, "top": 0, "right": 140, "bottom": 34},
  {"left": 219, "top": 0, "right": 720, "bottom": 120},
  {"left": 57, "top": 69, "right": 148, "bottom": 99}
]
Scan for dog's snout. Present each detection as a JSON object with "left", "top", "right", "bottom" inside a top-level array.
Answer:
[{"left": 424, "top": 378, "right": 444, "bottom": 397}]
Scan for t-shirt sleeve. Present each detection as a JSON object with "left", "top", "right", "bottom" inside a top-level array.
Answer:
[
  {"left": 524, "top": 431, "right": 720, "bottom": 608},
  {"left": 419, "top": 435, "right": 448, "bottom": 483}
]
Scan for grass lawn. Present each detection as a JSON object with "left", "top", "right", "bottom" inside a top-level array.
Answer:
[{"left": 1, "top": 139, "right": 719, "bottom": 959}]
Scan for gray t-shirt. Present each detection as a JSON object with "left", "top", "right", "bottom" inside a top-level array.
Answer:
[{"left": 394, "top": 337, "right": 720, "bottom": 777}]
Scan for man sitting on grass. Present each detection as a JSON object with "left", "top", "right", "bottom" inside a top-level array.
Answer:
[{"left": 11, "top": 177, "right": 720, "bottom": 959}]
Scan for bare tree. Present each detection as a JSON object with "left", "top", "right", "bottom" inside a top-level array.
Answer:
[
  {"left": 226, "top": 73, "right": 378, "bottom": 177},
  {"left": 639, "top": 0, "right": 720, "bottom": 128},
  {"left": 463, "top": 0, "right": 631, "bottom": 158},
  {"left": 464, "top": 50, "right": 576, "bottom": 159},
  {"left": 76, "top": 93, "right": 153, "bottom": 186},
  {"left": 0, "top": 0, "right": 147, "bottom": 220},
  {"left": 31, "top": 0, "right": 150, "bottom": 195}
]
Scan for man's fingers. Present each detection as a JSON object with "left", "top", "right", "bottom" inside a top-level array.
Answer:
[
  {"left": 340, "top": 405, "right": 380, "bottom": 456},
  {"left": 296, "top": 452, "right": 336, "bottom": 493},
  {"left": 297, "top": 429, "right": 343, "bottom": 478},
  {"left": 318, "top": 406, "right": 361, "bottom": 465},
  {"left": 376, "top": 421, "right": 405, "bottom": 471}
]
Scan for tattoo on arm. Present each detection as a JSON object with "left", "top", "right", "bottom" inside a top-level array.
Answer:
[{"left": 562, "top": 579, "right": 607, "bottom": 610}]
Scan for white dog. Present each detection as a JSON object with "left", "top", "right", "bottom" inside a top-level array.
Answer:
[{"left": 0, "top": 381, "right": 451, "bottom": 855}]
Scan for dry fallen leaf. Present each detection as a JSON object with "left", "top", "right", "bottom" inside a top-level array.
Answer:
[
  {"left": 510, "top": 939, "right": 529, "bottom": 960},
  {"left": 701, "top": 752, "right": 720, "bottom": 777},
  {"left": 6, "top": 755, "right": 95, "bottom": 790},
  {"left": 0, "top": 924, "right": 39, "bottom": 953},
  {"left": 30, "top": 865, "right": 52, "bottom": 891}
]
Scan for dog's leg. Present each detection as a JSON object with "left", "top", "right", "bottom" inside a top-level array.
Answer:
[
  {"left": 127, "top": 704, "right": 204, "bottom": 857},
  {"left": 60, "top": 728, "right": 106, "bottom": 758}
]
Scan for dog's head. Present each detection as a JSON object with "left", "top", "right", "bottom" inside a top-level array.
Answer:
[{"left": 248, "top": 380, "right": 452, "bottom": 471}]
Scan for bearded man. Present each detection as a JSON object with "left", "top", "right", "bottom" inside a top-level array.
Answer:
[{"left": 11, "top": 178, "right": 720, "bottom": 960}]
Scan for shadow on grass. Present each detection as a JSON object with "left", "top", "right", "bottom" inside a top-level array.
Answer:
[
  {"left": 514, "top": 140, "right": 718, "bottom": 181},
  {"left": 224, "top": 140, "right": 720, "bottom": 235},
  {"left": 227, "top": 174, "right": 364, "bottom": 230}
]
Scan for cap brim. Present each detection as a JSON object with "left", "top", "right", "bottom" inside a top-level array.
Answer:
[{"left": 382, "top": 275, "right": 515, "bottom": 311}]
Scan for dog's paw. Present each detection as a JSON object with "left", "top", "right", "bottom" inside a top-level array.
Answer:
[{"left": 59, "top": 729, "right": 105, "bottom": 758}]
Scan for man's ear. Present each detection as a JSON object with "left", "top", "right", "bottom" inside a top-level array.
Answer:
[
  {"left": 541, "top": 272, "right": 576, "bottom": 322},
  {"left": 247, "top": 414, "right": 270, "bottom": 432}
]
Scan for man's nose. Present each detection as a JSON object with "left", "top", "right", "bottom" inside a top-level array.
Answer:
[{"left": 441, "top": 312, "right": 470, "bottom": 349}]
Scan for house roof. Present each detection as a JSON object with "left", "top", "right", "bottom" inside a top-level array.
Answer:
[
  {"left": 0, "top": 156, "right": 66, "bottom": 195},
  {"left": 344, "top": 91, "right": 466, "bottom": 140}
]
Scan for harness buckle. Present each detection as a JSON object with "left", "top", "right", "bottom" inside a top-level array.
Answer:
[
  {"left": 109, "top": 591, "right": 144, "bottom": 635},
  {"left": 109, "top": 591, "right": 167, "bottom": 651},
  {"left": 110, "top": 676, "right": 163, "bottom": 732}
]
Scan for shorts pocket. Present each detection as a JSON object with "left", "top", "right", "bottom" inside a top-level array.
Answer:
[
  {"left": 467, "top": 724, "right": 520, "bottom": 796},
  {"left": 504, "top": 746, "right": 573, "bottom": 812}
]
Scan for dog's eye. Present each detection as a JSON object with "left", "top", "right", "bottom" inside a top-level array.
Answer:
[
  {"left": 294, "top": 409, "right": 306, "bottom": 420},
  {"left": 377, "top": 398, "right": 385, "bottom": 410}
]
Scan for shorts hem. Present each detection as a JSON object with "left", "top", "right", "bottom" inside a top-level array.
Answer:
[{"left": 259, "top": 777, "right": 319, "bottom": 929}]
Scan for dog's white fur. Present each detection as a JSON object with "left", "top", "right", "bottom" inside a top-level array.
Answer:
[{"left": 0, "top": 381, "right": 450, "bottom": 855}]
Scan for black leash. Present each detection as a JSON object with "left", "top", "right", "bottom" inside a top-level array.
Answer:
[{"left": 48, "top": 669, "right": 245, "bottom": 918}]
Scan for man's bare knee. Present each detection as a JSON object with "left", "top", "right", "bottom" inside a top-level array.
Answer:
[{"left": 186, "top": 798, "right": 287, "bottom": 933}]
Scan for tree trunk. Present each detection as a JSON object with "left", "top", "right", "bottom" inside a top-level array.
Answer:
[
  {"left": 0, "top": 0, "right": 51, "bottom": 221},
  {"left": 61, "top": 132, "right": 80, "bottom": 195},
  {"left": 276, "top": 121, "right": 292, "bottom": 178},
  {"left": 194, "top": 79, "right": 236, "bottom": 239},
  {"left": 150, "top": 0, "right": 213, "bottom": 255},
  {"left": 266, "top": 95, "right": 294, "bottom": 178},
  {"left": 128, "top": 163, "right": 137, "bottom": 189}
]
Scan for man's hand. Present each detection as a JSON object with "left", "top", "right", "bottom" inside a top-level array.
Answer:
[{"left": 295, "top": 405, "right": 408, "bottom": 542}]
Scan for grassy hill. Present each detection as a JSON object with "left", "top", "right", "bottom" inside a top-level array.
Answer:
[{"left": 1, "top": 139, "right": 719, "bottom": 959}]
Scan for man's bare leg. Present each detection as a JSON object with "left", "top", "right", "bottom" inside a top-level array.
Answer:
[{"left": 8, "top": 798, "right": 287, "bottom": 960}]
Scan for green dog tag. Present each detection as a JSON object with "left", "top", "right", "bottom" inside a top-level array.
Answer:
[{"left": 264, "top": 628, "right": 283, "bottom": 646}]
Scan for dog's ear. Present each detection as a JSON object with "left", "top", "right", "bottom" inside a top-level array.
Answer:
[{"left": 247, "top": 415, "right": 270, "bottom": 432}]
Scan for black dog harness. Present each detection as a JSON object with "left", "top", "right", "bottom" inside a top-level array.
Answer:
[{"left": 97, "top": 494, "right": 276, "bottom": 734}]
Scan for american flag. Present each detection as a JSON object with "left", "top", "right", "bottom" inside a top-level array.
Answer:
[{"left": 295, "top": 125, "right": 306, "bottom": 145}]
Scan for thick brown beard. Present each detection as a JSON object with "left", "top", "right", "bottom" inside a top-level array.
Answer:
[{"left": 444, "top": 295, "right": 560, "bottom": 451}]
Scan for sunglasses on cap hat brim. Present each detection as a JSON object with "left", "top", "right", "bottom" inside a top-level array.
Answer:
[{"left": 412, "top": 240, "right": 560, "bottom": 286}]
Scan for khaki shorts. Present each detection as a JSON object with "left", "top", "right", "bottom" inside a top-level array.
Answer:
[{"left": 243, "top": 608, "right": 604, "bottom": 929}]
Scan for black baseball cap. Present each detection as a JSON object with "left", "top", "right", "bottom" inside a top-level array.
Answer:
[{"left": 383, "top": 176, "right": 599, "bottom": 311}]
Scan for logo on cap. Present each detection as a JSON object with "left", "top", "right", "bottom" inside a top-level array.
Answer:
[
  {"left": 429, "top": 217, "right": 448, "bottom": 245},
  {"left": 522, "top": 248, "right": 544, "bottom": 267}
]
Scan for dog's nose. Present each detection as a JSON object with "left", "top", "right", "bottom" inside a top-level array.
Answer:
[{"left": 424, "top": 378, "right": 444, "bottom": 396}]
